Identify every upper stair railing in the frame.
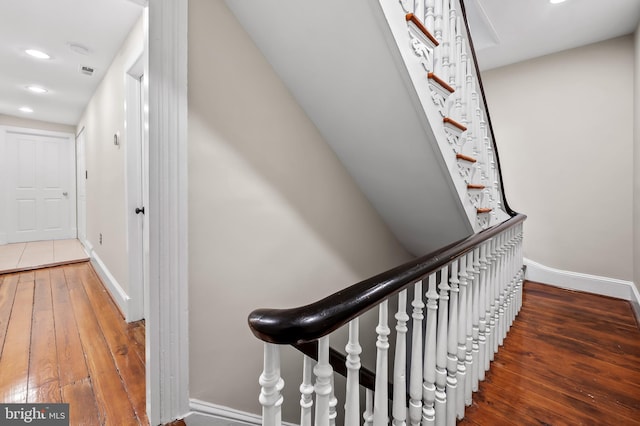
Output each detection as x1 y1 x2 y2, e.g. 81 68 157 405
248 0 526 424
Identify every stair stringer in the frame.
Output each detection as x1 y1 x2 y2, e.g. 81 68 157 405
226 0 481 255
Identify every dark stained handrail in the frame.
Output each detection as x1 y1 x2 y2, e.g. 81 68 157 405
248 213 525 345
458 0 517 217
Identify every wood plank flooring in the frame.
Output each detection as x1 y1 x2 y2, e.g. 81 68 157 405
460 281 640 425
0 262 147 425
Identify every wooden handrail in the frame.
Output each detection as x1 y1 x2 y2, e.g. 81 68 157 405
456 153 476 163
405 13 439 46
428 72 455 93
248 213 526 345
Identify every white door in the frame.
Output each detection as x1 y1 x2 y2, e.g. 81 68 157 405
76 129 87 245
5 129 76 243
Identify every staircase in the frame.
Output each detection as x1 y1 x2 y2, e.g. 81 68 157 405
231 0 527 424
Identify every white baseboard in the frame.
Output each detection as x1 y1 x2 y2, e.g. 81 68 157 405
88 246 130 319
524 258 638 302
185 399 297 426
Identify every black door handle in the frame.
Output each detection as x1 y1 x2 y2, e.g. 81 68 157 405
135 207 145 215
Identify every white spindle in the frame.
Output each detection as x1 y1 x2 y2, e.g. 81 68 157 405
446 260 459 426
314 336 333 426
441 0 450 83
464 252 474 406
364 390 374 426
345 319 361 426
374 301 390 426
422 273 439 425
433 0 443 76
471 248 481 392
409 281 425 426
300 356 314 426
393 290 409 426
425 0 435 37
477 243 488 380
486 238 497 363
448 2 458 89
435 266 449 425
455 256 468 420
259 343 283 426
496 233 506 349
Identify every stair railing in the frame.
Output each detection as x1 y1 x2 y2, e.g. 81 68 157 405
249 213 525 426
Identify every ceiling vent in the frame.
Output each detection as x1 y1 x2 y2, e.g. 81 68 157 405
80 65 95 76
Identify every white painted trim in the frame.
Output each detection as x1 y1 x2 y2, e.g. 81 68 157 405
524 258 636 301
88 246 131 318
185 399 297 426
147 0 189 424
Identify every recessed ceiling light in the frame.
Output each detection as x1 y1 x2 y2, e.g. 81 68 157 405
19 106 34 113
550 0 567 3
26 85 48 94
25 49 51 59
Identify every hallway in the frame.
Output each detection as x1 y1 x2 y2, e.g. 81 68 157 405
0 239 88 274
0 262 147 425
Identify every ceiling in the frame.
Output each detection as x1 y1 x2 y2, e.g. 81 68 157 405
1 0 639 126
0 0 143 126
466 0 640 70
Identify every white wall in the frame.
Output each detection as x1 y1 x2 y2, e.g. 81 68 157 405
483 36 634 281
76 15 144 301
0 114 75 134
635 26 640 291
188 0 413 418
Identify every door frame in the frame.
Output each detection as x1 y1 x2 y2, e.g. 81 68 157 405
1 126 76 244
76 127 87 246
125 52 147 322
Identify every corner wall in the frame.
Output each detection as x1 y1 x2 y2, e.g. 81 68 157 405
76 15 144 305
483 36 634 282
188 0 412 418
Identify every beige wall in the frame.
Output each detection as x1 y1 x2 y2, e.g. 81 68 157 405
0 114 75 134
635 26 640 291
188 0 412 416
76 16 144 297
484 36 634 281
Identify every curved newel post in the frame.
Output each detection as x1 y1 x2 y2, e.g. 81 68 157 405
314 336 333 426
435 265 450 425
259 343 283 426
393 290 409 426
423 273 439 425
409 280 425 426
345 319 361 426
446 260 459 426
300 356 314 426
374 300 390 426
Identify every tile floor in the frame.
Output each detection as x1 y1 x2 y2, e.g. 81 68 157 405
0 239 89 274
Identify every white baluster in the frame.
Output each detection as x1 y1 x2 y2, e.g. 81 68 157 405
448 2 458 89
496 233 506 350
300 356 314 426
456 256 468 420
374 301 390 426
433 0 443 76
259 343 283 426
446 260 459 426
409 281 425 426
422 273 439 425
486 238 497 363
464 252 474 406
435 266 450 426
471 248 481 392
477 243 488 381
314 336 333 426
393 290 409 426
425 0 434 31
329 375 337 426
441 0 450 83
345 319 362 426
364 390 374 426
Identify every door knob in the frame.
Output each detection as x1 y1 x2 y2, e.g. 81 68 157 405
135 207 145 215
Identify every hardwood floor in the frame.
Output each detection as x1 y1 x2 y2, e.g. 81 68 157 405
0 262 147 425
460 281 640 425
